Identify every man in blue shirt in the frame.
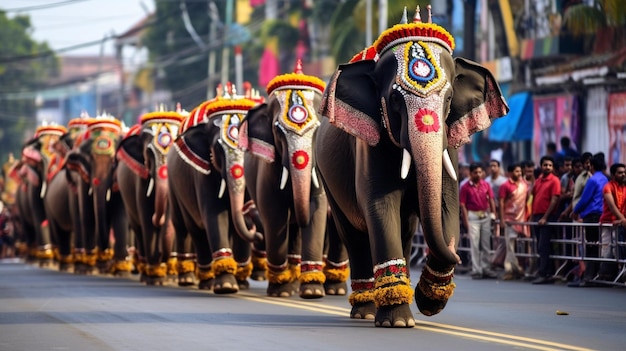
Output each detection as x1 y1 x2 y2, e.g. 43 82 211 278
570 153 609 287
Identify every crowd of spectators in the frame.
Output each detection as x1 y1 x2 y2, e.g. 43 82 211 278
458 136 625 286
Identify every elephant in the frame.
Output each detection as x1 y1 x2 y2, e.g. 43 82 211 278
43 118 90 271
16 124 67 265
65 116 131 275
239 62 329 299
168 89 262 292
315 9 509 327
116 110 185 284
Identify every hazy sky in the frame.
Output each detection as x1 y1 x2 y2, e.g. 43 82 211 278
2 0 154 56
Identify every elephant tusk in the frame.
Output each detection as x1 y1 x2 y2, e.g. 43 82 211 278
280 166 289 190
218 179 226 199
146 178 154 197
311 167 319 189
106 189 111 202
400 149 411 179
88 186 93 196
40 181 47 199
443 149 458 182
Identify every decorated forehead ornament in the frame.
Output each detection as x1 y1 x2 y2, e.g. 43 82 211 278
86 114 122 156
140 105 188 154
267 60 325 136
35 123 67 138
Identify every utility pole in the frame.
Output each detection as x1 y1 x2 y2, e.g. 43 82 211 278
95 33 107 115
208 2 218 99
378 0 387 35
366 0 372 46
220 0 234 89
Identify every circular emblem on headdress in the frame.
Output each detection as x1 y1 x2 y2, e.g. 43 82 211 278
289 105 308 124
157 132 172 148
227 124 239 142
409 57 435 82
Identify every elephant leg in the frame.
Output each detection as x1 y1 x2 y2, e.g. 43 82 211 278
204 211 238 294
325 193 376 319
298 192 327 299
108 193 131 277
169 197 196 286
231 231 252 290
264 207 298 298
244 202 266 281
323 216 349 296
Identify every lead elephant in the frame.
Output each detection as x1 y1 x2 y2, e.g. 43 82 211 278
116 110 185 284
315 8 509 327
168 88 262 292
239 62 329 299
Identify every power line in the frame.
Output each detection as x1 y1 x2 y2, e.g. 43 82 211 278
2 0 92 12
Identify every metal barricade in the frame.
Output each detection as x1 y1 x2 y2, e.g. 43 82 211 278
410 219 626 287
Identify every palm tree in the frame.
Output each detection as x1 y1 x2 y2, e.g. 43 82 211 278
563 0 626 36
328 0 430 64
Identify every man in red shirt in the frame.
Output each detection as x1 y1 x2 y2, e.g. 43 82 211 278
596 163 626 282
460 163 498 279
530 156 561 284
498 163 529 280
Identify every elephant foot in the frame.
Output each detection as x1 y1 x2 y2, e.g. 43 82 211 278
237 279 250 290
58 262 74 273
178 272 196 287
74 263 96 275
324 280 347 295
267 282 297 297
110 260 133 277
251 269 267 281
198 278 214 290
414 261 456 317
299 283 325 299
374 304 415 328
212 273 239 294
144 275 166 286
38 258 55 268
350 302 376 320
96 260 112 275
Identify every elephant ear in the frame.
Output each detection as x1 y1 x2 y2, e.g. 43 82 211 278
240 103 276 163
318 60 381 146
116 125 148 179
447 57 510 148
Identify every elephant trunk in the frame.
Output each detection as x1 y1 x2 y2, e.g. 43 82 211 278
229 183 258 243
152 165 168 227
409 127 459 266
289 164 311 227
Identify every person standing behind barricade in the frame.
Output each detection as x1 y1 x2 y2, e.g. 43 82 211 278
569 153 609 287
530 156 561 284
498 163 529 280
460 163 499 279
592 163 626 283
486 159 508 269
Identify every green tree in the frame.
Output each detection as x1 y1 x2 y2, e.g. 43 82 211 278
0 11 57 163
328 0 431 64
143 0 264 109
563 0 626 36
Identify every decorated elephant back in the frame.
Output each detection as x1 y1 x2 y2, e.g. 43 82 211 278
19 124 67 189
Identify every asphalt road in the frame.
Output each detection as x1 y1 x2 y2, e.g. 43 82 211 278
0 259 624 351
